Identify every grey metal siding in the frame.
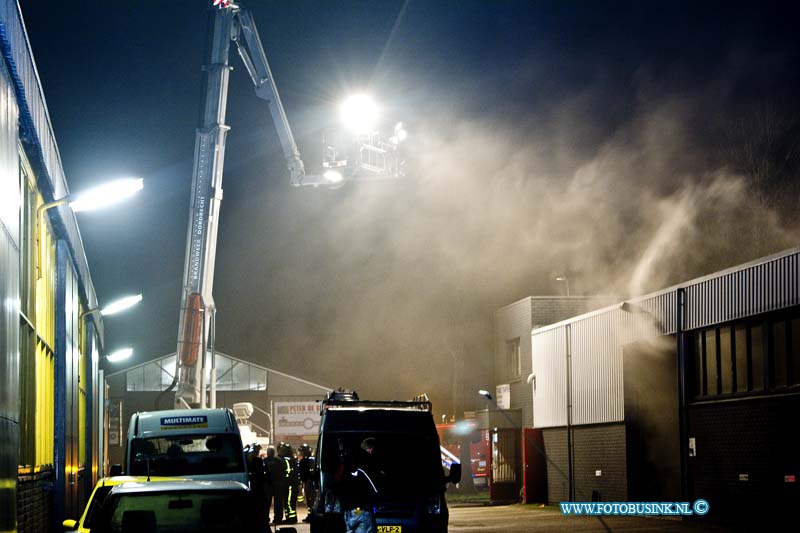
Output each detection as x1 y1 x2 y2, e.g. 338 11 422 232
685 252 800 330
569 292 675 426
532 249 800 429
497 297 614 428
0 1 103 343
0 39 19 423
64 258 80 518
0 46 19 533
570 313 624 426
532 327 567 428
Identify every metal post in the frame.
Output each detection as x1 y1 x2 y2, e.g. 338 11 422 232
209 306 217 409
676 288 689 500
53 240 68 531
199 307 207 409
98 369 105 477
565 323 574 501
83 328 94 502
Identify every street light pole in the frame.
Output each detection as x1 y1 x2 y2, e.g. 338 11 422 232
555 276 570 296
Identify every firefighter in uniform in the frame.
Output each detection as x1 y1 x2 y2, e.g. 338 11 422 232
298 444 317 522
279 443 300 524
264 446 286 525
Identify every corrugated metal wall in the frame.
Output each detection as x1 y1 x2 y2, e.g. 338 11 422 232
0 44 19 533
570 313 624 425
685 252 800 330
531 327 567 428
64 257 81 518
531 250 800 429
0 0 103 343
0 4 108 530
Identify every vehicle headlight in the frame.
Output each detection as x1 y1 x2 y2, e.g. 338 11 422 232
425 495 442 515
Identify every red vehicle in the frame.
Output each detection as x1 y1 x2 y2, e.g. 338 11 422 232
436 422 490 487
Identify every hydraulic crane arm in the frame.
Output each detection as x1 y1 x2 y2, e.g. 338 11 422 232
174 2 314 409
233 9 306 186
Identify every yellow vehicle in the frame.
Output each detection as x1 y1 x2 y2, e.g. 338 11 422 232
62 476 180 532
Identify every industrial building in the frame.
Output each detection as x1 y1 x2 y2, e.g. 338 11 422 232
530 248 799 521
104 351 331 468
489 296 612 501
1 3 107 532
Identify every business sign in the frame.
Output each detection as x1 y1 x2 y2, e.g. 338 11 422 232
496 384 511 410
108 400 123 446
160 415 208 430
274 401 321 437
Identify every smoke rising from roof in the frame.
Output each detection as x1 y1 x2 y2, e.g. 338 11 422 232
215 65 799 417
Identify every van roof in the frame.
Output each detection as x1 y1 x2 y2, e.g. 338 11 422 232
132 409 236 438
321 409 436 433
322 399 432 413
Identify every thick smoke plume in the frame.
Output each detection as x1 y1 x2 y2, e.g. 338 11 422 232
216 64 799 419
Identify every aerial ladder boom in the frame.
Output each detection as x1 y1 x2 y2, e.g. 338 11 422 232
174 2 319 409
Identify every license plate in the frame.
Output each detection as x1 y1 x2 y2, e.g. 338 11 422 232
377 527 402 533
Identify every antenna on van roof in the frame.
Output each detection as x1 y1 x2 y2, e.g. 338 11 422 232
135 452 152 482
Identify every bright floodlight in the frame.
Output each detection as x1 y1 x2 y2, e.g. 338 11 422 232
340 94 379 133
69 178 143 213
106 348 133 363
478 389 493 400
101 294 143 316
394 122 407 143
324 170 343 184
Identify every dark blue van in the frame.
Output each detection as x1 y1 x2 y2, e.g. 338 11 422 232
310 390 461 533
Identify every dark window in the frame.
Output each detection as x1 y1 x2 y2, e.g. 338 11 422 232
694 334 704 396
719 326 733 394
772 321 787 389
129 434 244 476
791 319 800 386
705 329 718 396
85 486 113 530
734 325 747 392
506 338 521 379
690 313 800 401
751 325 764 391
319 431 443 499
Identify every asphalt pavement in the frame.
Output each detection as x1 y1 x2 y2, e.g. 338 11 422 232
271 501 737 532
447 504 736 532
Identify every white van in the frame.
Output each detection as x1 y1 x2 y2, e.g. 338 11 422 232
125 408 248 485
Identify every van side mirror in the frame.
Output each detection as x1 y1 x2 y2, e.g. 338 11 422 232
109 464 122 476
448 463 462 484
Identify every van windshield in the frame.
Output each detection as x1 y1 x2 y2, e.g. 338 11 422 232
129 434 243 476
320 432 444 499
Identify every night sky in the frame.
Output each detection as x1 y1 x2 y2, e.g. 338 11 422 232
19 1 800 417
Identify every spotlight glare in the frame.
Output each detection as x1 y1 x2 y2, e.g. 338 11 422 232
106 348 133 363
340 94 379 133
324 170 343 184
